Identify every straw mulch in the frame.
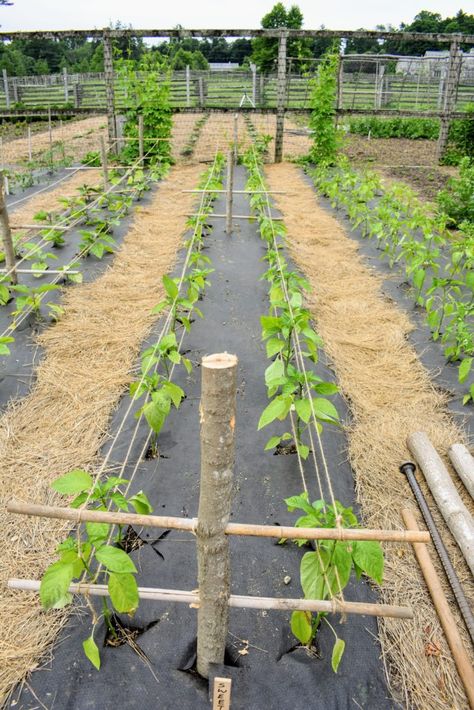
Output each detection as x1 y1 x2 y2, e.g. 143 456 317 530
9 169 102 226
0 164 203 705
2 115 107 166
266 163 474 710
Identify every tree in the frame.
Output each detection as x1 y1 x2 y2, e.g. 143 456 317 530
251 3 312 73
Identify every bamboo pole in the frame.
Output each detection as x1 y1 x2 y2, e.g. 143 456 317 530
181 189 291 195
197 352 238 678
233 113 238 161
402 509 474 709
448 444 474 499
100 135 109 189
7 579 413 619
27 125 32 162
185 213 284 221
407 431 474 575
7 501 430 543
225 150 234 235
138 114 144 167
0 172 17 285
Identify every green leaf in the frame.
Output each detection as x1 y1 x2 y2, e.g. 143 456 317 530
295 398 311 424
258 396 291 430
85 522 110 546
264 435 281 451
95 545 137 573
296 443 310 460
163 274 178 300
129 491 153 515
413 268 426 291
51 469 93 495
314 382 338 396
458 358 472 384
264 359 286 388
167 349 181 364
83 634 101 670
290 610 313 645
465 271 474 292
143 400 167 434
331 637 345 673
182 357 193 374
163 380 185 408
313 398 340 425
300 550 325 600
108 572 139 614
352 541 384 585
266 338 285 358
40 561 74 609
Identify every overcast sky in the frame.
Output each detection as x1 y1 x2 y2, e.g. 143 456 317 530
0 0 468 33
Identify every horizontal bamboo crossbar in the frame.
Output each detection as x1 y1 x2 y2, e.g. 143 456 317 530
0 268 80 274
10 224 73 231
182 189 292 195
7 501 431 543
8 579 413 619
185 213 284 221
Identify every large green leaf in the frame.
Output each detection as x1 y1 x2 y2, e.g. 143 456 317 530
290 610 313 644
352 541 384 585
52 469 93 495
300 550 326 600
40 561 74 609
257 396 291 430
108 572 139 613
163 274 178 300
313 398 340 425
331 637 345 673
96 545 137 574
83 635 101 670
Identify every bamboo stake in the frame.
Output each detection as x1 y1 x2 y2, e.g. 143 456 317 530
7 579 413 619
407 431 474 575
448 444 474 499
197 352 238 678
182 189 291 195
0 172 17 285
27 125 32 162
225 150 234 235
6 501 430 543
402 509 474 709
100 135 109 190
0 268 79 275
233 113 238 161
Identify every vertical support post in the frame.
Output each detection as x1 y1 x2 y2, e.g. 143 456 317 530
259 74 265 107
225 150 234 235
251 63 257 106
63 66 69 103
103 29 117 152
437 41 462 162
27 125 32 162
198 76 204 108
274 31 287 163
138 114 144 167
186 65 191 107
196 352 238 679
0 173 17 285
2 69 10 110
48 107 53 166
12 78 18 104
336 54 344 124
100 135 109 190
73 82 81 109
233 113 238 161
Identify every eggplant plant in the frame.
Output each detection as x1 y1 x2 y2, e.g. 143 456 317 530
40 468 153 670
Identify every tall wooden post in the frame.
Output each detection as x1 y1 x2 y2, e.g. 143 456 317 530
274 31 288 163
138 114 144 167
103 29 117 152
2 69 10 110
225 150 234 235
186 65 191 107
196 352 238 679
0 173 17 285
63 66 69 103
233 113 238 161
27 125 32 162
100 136 109 189
251 63 257 106
437 41 462 162
198 76 205 108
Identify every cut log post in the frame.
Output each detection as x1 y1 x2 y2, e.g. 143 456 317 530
225 150 234 235
185 65 191 107
233 113 238 161
274 31 288 163
2 69 10 110
103 29 117 152
448 444 474 500
196 352 238 679
402 509 474 709
0 172 17 285
27 125 32 162
407 431 474 575
63 66 69 103
138 114 144 167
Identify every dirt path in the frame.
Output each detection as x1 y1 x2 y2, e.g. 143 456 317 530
265 162 473 710
0 164 203 705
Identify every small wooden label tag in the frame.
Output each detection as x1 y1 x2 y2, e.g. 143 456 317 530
212 677 232 710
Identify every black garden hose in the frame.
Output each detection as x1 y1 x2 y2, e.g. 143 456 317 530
400 461 474 646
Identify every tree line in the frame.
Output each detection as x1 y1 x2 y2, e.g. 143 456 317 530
0 6 472 76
